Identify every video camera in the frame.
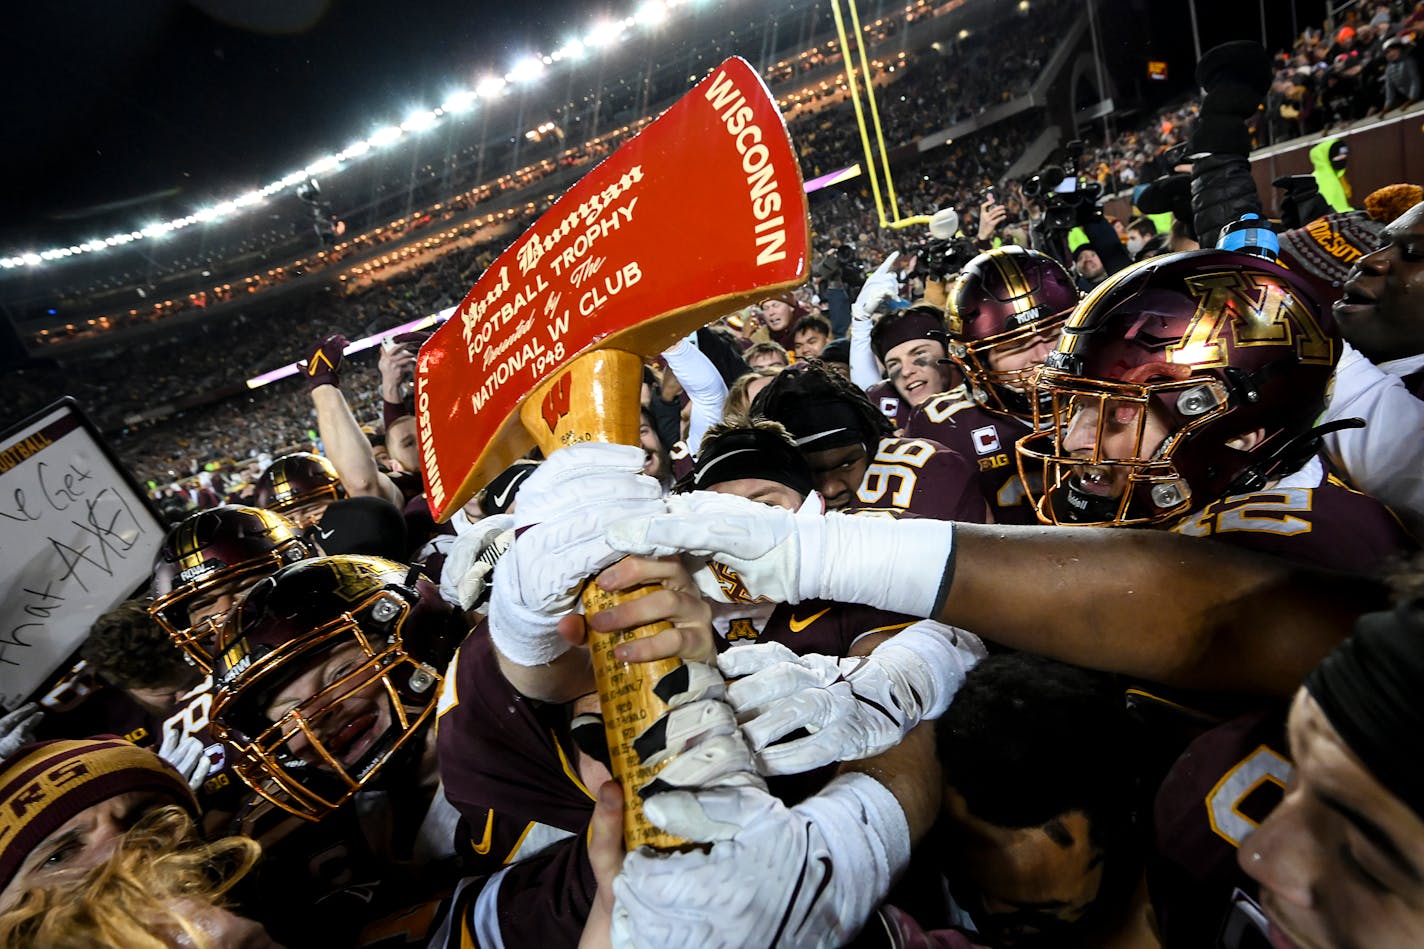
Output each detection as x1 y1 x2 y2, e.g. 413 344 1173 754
909 235 980 284
814 243 869 296
1021 140 1103 231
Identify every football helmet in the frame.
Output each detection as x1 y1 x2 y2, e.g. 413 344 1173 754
149 505 312 671
209 555 464 821
946 246 1081 419
1016 250 1339 527
253 452 347 527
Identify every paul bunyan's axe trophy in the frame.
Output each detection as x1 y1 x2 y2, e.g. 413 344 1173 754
417 57 810 848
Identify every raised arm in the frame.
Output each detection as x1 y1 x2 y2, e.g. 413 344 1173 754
302 335 403 507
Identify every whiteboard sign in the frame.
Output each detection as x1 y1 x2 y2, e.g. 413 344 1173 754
0 399 163 708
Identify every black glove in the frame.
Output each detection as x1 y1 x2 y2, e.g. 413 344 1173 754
1196 41 1272 115
1191 41 1271 156
301 334 348 391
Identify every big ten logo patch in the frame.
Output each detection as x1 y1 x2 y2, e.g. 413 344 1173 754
878 397 900 421
540 371 573 433
726 618 759 643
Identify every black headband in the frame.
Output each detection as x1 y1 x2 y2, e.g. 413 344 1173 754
871 307 947 362
1305 600 1424 822
765 397 871 452
694 428 814 498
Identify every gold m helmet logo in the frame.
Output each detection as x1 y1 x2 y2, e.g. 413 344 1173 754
1169 271 1333 368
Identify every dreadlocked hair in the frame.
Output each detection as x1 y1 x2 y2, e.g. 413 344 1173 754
750 360 894 444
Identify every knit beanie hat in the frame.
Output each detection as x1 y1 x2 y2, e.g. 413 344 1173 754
0 737 198 891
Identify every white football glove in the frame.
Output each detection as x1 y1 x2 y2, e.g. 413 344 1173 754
157 728 211 792
438 514 515 611
632 661 765 839
488 444 666 667
851 251 901 323
611 773 910 949
719 621 986 775
0 703 43 760
606 491 956 619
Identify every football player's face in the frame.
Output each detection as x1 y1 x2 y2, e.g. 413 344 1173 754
0 792 164 913
986 327 1062 392
941 790 1107 946
1058 395 1172 505
761 300 795 331
264 641 391 772
189 580 243 632
283 499 331 531
1334 202 1424 363
708 478 805 511
885 339 949 407
1241 690 1424 949
804 443 869 510
184 577 250 661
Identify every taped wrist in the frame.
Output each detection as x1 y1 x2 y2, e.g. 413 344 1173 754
871 620 984 724
791 772 911 940
486 561 573 667
805 514 956 617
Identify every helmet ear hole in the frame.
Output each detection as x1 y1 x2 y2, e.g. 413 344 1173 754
1224 428 1266 452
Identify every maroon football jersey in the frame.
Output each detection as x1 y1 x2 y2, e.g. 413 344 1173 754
866 380 913 431
435 623 599 945
669 438 696 483
704 562 918 656
904 390 1038 525
35 664 242 812
758 600 918 656
1171 458 1415 573
1149 709 1290 949
437 625 596 841
845 436 987 523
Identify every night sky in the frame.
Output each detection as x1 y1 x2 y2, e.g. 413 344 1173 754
1 0 590 244
2 0 1331 248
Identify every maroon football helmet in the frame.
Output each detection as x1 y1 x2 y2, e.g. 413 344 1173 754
209 555 464 821
946 246 1081 419
1016 250 1339 527
149 505 312 671
253 452 347 528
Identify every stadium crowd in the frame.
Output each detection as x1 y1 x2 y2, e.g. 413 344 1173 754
4 3 1424 947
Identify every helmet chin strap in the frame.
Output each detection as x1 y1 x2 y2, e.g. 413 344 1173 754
1222 417 1365 495
1055 476 1126 524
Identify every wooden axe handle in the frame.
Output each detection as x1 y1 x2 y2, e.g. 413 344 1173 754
519 348 688 851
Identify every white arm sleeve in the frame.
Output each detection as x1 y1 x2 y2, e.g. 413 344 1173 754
663 334 729 455
849 318 882 392
1320 342 1424 532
